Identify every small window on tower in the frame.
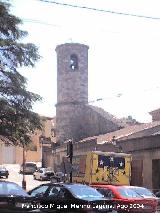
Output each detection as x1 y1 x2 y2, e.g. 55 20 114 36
70 54 78 70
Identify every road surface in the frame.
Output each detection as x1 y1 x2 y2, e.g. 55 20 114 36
3 163 50 191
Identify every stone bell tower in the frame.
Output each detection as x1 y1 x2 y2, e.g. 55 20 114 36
55 43 89 144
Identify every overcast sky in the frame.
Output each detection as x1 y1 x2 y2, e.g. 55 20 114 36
10 0 160 122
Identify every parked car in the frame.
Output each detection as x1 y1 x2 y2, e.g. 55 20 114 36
154 191 160 211
0 180 39 212
28 183 118 212
20 162 37 175
155 191 160 197
49 171 68 183
91 184 158 213
128 186 157 199
33 167 55 181
0 165 9 179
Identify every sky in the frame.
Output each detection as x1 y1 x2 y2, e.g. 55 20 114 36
9 0 160 123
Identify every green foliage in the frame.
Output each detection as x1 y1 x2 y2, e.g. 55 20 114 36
121 115 139 126
0 1 42 145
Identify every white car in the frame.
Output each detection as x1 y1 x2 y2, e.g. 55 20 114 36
33 167 55 181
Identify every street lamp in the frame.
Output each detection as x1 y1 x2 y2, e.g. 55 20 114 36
66 139 73 183
40 136 45 168
21 138 26 190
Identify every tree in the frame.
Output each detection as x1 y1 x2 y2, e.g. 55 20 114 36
0 1 42 145
122 115 140 126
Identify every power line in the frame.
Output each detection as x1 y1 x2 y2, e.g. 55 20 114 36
89 86 160 104
39 0 160 21
89 93 122 103
22 18 61 28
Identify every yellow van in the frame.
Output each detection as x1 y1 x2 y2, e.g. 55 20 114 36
72 151 132 185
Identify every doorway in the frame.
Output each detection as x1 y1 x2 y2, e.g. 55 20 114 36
152 159 160 192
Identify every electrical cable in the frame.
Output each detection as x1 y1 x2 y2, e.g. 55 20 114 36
39 0 160 21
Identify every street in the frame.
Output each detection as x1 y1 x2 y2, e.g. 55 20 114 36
3 163 50 191
1 164 160 213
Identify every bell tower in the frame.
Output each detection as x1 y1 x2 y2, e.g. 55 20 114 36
55 43 89 143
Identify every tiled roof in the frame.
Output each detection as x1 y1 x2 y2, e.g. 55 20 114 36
149 108 160 115
97 121 160 144
149 108 160 114
78 121 160 144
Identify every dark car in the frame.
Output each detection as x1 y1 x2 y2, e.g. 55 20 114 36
154 191 160 212
50 172 68 183
28 183 117 212
91 184 157 213
20 162 37 175
0 180 39 212
0 165 9 179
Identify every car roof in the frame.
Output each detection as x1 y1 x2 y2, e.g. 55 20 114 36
92 184 152 191
21 162 37 166
122 186 150 190
0 180 19 185
38 167 53 170
92 184 122 188
35 183 91 187
124 186 145 188
25 162 37 164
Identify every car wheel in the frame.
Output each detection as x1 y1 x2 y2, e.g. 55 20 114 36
33 175 36 180
6 175 8 179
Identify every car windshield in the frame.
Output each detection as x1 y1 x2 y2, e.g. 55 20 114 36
0 182 29 196
45 167 54 172
117 187 143 198
65 184 104 199
22 163 36 167
29 164 36 167
130 187 156 198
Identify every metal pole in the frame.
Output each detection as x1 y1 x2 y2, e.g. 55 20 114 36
69 140 73 183
41 139 43 168
22 143 26 190
40 136 44 168
70 152 72 183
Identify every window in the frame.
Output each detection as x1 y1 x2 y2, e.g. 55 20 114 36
48 186 60 197
66 185 103 199
0 182 28 196
131 187 156 198
96 188 114 199
30 185 49 197
70 54 78 70
48 187 69 199
117 187 142 198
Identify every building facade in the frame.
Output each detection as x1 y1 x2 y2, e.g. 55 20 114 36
0 116 55 165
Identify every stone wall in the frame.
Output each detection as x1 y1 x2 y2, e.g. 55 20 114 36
56 43 89 144
56 103 121 144
56 43 89 105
